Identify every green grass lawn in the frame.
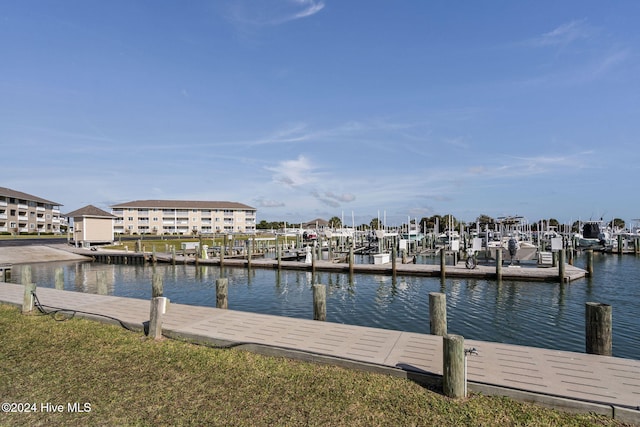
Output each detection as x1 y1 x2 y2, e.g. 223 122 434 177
0 304 631 426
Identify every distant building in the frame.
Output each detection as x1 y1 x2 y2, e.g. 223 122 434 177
110 200 257 235
302 218 330 230
0 186 63 234
65 205 116 247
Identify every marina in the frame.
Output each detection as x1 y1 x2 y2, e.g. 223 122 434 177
0 281 639 422
2 244 638 360
2 243 640 421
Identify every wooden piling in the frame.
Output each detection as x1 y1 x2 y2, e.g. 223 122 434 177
349 247 354 275
392 246 397 276
22 266 35 314
585 302 612 356
558 249 566 283
443 334 465 398
148 296 168 340
220 238 225 267
496 249 502 280
313 284 326 321
618 235 623 255
586 249 594 276
277 236 282 269
216 278 228 309
152 272 163 298
440 248 446 280
429 292 447 336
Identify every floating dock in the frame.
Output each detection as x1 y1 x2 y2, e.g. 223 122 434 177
79 248 588 282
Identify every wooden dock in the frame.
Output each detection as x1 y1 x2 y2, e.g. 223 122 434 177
0 282 638 422
80 248 588 282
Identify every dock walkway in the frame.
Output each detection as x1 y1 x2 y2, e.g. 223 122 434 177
83 248 587 282
0 282 638 422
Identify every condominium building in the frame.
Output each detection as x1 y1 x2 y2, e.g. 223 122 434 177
0 186 64 234
111 200 257 235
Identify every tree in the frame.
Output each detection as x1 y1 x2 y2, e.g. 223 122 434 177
369 218 381 230
441 214 459 231
571 221 581 233
256 220 284 231
328 216 342 229
609 218 625 230
474 214 495 225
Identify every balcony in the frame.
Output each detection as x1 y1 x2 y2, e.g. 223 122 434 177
36 206 45 212
17 204 28 210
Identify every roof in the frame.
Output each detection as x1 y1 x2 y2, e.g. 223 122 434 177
302 218 330 228
65 205 117 218
110 200 256 210
0 186 62 206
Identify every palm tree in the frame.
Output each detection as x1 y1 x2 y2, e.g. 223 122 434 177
328 216 342 229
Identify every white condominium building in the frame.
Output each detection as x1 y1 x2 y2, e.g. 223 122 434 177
0 186 63 234
111 200 257 235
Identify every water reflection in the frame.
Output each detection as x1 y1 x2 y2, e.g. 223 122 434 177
9 253 640 360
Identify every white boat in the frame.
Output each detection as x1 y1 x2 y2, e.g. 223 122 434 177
577 221 611 248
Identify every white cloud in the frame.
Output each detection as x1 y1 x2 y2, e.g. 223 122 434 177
266 155 316 187
311 190 356 208
251 122 312 145
226 0 325 27
254 198 286 208
531 19 590 47
290 0 325 20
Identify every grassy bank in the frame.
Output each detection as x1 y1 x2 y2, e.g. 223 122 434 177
0 304 631 426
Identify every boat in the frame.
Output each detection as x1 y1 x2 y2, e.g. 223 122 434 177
576 221 612 248
481 216 538 262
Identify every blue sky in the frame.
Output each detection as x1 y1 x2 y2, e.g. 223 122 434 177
1 1 638 227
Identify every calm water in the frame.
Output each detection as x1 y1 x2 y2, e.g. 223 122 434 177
12 252 640 360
